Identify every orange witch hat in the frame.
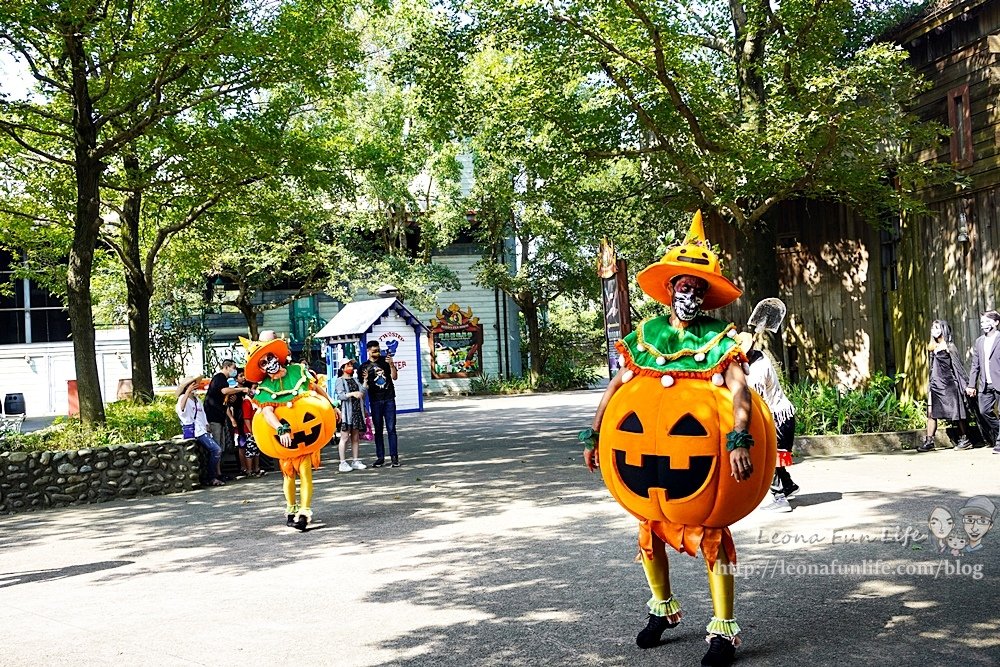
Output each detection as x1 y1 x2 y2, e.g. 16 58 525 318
636 210 742 310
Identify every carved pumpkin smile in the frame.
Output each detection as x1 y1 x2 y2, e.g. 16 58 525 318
612 450 715 501
271 413 323 450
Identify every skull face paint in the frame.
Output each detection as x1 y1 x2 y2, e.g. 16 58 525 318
671 275 709 322
259 353 282 377
981 315 999 335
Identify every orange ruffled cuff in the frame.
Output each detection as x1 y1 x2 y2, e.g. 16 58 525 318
639 519 737 570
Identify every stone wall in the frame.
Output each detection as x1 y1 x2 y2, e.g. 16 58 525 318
0 438 202 514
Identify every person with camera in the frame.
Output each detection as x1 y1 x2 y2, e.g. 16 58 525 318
360 340 400 467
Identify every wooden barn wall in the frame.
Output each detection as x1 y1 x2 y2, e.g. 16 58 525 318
906 3 1000 201
889 1 1000 398
708 200 886 388
892 188 1000 399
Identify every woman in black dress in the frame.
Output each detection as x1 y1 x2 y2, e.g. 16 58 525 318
918 319 971 452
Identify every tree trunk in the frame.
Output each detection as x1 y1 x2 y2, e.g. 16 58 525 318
67 28 106 423
122 155 155 403
68 159 106 423
239 302 259 339
521 296 543 381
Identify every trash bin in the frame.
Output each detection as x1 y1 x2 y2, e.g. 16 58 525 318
4 393 26 416
67 380 79 418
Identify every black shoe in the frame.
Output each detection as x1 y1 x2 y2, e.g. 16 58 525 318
636 613 678 649
701 634 736 667
371 459 385 468
783 483 800 499
917 438 935 452
295 515 308 531
955 438 974 451
390 458 400 468
286 514 296 527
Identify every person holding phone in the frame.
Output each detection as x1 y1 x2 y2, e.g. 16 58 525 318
361 340 400 467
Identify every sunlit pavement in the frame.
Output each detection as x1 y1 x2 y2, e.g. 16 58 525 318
1 391 999 666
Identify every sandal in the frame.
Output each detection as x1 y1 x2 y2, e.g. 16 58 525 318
208 478 225 487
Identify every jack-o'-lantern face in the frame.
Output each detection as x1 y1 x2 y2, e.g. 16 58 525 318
599 376 776 528
251 392 336 460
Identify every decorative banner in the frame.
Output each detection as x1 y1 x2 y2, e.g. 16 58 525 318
598 240 632 379
429 303 484 379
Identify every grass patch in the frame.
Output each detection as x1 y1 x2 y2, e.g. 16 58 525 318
788 372 925 436
0 396 182 453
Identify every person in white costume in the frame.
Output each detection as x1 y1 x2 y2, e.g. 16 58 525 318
737 333 798 513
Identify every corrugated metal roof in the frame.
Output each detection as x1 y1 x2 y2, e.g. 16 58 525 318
315 298 428 340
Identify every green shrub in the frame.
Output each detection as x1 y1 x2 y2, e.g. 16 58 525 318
536 362 601 391
469 374 536 395
787 372 925 436
0 396 182 453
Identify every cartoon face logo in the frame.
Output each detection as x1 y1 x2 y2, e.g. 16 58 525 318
959 496 996 549
928 507 954 551
946 530 968 555
385 340 399 356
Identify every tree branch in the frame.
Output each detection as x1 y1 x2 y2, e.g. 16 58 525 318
0 124 74 165
599 61 720 205
0 207 63 226
621 0 721 152
0 33 71 93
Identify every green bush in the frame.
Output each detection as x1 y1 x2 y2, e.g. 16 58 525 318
468 374 535 395
0 396 182 453
787 372 925 436
536 362 601 391
468 365 599 395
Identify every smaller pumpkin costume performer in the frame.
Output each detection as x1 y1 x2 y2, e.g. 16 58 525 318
581 212 776 667
242 334 337 531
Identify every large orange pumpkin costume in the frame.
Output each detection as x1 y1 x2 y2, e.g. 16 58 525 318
587 212 776 664
242 334 336 530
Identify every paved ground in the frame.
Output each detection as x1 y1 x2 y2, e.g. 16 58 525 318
1 391 999 666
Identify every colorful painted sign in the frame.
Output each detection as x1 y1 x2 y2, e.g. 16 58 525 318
429 304 483 378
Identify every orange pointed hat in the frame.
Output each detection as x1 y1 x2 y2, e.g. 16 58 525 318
636 210 742 310
241 334 291 383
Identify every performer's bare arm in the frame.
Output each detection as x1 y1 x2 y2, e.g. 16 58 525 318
585 367 626 472
725 360 753 482
263 405 291 447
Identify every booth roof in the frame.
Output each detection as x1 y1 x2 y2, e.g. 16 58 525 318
315 297 429 341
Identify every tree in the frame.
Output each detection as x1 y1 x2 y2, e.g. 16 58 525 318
396 19 669 378
0 0 357 422
461 0 944 309
97 85 358 400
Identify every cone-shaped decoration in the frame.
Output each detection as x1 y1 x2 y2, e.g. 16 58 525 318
636 210 742 310
683 209 706 246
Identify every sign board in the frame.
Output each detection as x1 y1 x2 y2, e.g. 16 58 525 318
597 240 632 379
428 304 484 379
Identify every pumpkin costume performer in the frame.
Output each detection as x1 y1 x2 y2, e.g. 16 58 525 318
582 212 776 667
242 334 337 531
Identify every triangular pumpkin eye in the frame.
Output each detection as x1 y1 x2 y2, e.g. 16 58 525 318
618 412 644 433
669 414 707 436
303 412 316 422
